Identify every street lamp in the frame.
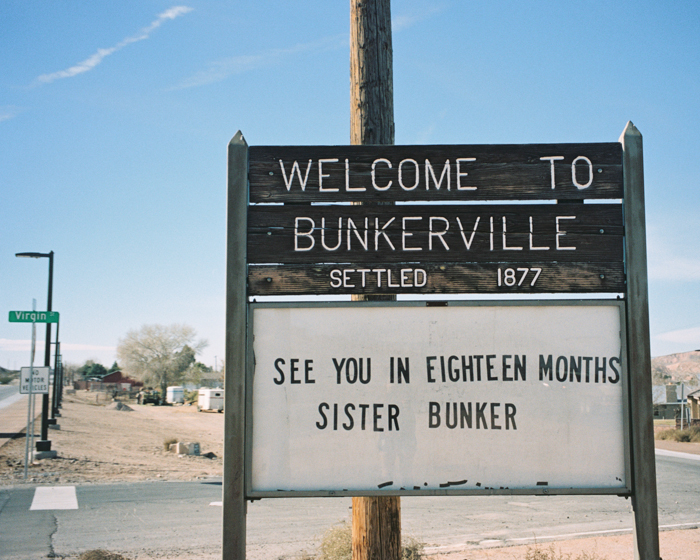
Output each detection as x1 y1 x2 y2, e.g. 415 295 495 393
16 251 55 453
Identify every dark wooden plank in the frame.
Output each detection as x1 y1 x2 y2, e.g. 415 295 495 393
248 261 624 295
249 143 622 202
247 203 623 265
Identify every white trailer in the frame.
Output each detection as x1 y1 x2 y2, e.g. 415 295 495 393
198 388 224 412
166 386 185 404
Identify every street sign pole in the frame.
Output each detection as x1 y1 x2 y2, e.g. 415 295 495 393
50 321 60 421
39 252 54 451
23 300 37 480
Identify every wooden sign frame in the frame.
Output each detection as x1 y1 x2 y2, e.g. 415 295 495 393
224 124 660 559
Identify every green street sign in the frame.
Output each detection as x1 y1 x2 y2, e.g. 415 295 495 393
8 311 59 323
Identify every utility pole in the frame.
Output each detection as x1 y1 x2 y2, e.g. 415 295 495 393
350 1 401 559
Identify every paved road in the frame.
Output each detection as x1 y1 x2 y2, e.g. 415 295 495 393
0 385 21 408
1 453 699 559
0 386 33 450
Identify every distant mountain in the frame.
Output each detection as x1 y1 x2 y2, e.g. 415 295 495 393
652 350 700 385
0 366 19 384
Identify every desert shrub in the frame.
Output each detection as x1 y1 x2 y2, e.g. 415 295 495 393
163 436 178 451
316 521 424 560
525 544 607 560
184 389 198 403
78 550 130 560
318 522 352 560
656 426 700 442
401 535 425 560
656 428 677 440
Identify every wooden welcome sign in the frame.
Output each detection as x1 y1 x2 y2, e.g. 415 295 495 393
247 143 624 295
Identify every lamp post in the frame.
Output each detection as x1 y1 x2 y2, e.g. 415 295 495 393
16 251 55 453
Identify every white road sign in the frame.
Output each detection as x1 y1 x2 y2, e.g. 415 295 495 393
20 367 50 394
249 301 628 495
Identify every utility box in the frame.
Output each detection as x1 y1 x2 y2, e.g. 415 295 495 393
198 388 224 412
170 441 200 455
166 386 185 404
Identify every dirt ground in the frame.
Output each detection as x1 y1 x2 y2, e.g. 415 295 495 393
0 390 224 484
1 391 698 559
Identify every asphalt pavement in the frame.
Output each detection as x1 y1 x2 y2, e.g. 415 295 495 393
0 386 32 449
1 453 699 560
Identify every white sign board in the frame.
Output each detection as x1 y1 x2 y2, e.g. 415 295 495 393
20 367 50 394
249 301 628 495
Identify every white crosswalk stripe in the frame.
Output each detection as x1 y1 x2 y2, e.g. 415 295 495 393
655 448 700 462
30 486 78 510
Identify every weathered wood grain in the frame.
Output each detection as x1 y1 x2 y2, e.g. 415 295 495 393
249 143 622 202
351 1 401 558
352 496 401 560
621 122 660 560
248 261 624 295
224 132 248 560
247 203 623 264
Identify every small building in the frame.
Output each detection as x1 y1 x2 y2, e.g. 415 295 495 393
653 384 681 420
687 389 700 427
74 370 143 393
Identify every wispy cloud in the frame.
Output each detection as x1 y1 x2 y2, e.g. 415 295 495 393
169 34 347 90
392 4 446 32
415 108 448 143
168 4 444 92
647 224 700 281
0 106 21 123
34 6 193 85
648 254 700 281
656 326 700 347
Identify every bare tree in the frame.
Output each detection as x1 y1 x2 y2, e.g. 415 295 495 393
117 324 208 396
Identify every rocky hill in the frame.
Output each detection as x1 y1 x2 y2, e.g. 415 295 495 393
652 350 700 386
0 366 19 384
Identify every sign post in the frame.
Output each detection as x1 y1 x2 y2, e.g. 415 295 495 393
621 122 659 560
223 131 249 560
23 300 39 479
349 1 400 556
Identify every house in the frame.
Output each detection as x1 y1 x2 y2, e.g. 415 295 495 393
74 370 143 393
653 384 682 420
687 389 700 427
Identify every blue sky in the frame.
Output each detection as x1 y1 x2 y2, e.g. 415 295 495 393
1 0 699 370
